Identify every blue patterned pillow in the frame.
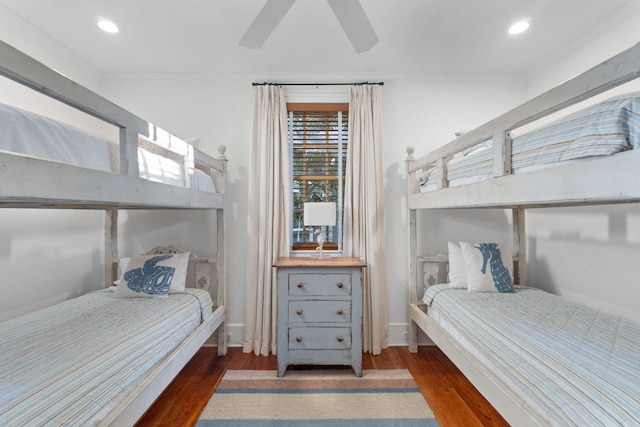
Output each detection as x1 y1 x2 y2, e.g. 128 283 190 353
114 252 189 298
459 241 514 293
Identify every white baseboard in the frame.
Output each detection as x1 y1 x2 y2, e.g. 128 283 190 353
212 323 433 348
388 322 408 346
225 323 245 347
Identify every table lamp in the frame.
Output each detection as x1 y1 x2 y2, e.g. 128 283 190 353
303 202 336 259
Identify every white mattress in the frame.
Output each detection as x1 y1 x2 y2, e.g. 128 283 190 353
0 102 216 193
136 145 216 192
0 102 113 172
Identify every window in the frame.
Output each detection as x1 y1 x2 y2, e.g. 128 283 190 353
288 103 348 251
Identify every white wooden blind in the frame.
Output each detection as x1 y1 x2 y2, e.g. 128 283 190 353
288 104 348 250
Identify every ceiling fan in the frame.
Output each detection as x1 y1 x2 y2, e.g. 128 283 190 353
239 0 379 54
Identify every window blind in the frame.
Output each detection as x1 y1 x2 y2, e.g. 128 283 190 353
288 104 348 250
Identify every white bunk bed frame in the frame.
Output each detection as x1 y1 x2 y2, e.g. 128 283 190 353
0 40 228 426
406 42 640 426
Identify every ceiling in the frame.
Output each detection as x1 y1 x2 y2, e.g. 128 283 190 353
0 0 635 76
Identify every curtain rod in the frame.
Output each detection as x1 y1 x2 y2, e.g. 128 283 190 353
251 81 384 87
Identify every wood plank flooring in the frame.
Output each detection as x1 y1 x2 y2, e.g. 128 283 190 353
135 345 510 427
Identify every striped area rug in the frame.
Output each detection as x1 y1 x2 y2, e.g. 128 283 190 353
196 369 439 427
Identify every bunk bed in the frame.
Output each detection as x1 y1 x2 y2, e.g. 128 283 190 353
0 40 228 426
406 42 640 427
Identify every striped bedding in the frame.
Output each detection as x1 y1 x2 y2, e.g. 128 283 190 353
0 288 213 426
419 92 640 190
423 284 640 426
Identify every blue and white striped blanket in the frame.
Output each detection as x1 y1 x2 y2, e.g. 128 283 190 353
0 288 212 426
420 92 640 188
423 284 640 426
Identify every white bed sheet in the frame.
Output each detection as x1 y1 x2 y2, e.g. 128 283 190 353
0 102 113 172
0 102 216 193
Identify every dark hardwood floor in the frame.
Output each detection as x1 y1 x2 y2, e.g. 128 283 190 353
135 345 510 427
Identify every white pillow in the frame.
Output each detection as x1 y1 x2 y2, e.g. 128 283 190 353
447 241 467 289
114 252 190 297
459 242 514 293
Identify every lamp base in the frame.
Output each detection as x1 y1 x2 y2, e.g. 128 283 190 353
310 231 330 259
310 244 331 259
309 252 331 260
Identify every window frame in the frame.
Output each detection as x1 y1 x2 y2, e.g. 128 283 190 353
288 102 348 252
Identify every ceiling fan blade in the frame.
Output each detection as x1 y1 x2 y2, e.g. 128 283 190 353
239 0 296 49
326 0 378 54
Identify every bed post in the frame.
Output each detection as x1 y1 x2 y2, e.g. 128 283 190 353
512 207 526 286
119 127 140 177
435 157 449 189
216 146 228 356
105 208 118 287
493 131 512 177
406 146 420 353
408 209 419 352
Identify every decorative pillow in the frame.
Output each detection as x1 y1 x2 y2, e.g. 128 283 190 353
447 241 467 289
459 242 514 293
114 252 190 297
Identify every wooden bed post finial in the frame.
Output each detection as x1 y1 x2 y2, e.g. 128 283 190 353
406 146 415 161
217 145 227 160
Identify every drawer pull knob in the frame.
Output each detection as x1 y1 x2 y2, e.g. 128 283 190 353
296 336 303 342
337 336 344 342
297 282 304 288
296 308 303 315
337 282 343 288
337 308 344 315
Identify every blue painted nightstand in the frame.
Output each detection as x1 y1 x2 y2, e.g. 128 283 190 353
275 257 365 377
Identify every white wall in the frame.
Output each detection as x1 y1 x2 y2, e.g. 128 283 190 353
97 72 526 346
522 2 640 323
0 10 111 323
0 11 533 343
381 75 526 342
3 2 639 342
527 2 640 99
0 5 102 93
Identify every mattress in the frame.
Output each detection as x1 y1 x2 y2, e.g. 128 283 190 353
137 145 217 192
419 92 640 191
0 288 213 426
0 102 113 172
423 284 640 426
0 102 216 193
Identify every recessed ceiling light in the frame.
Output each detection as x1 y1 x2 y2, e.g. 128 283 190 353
508 19 530 35
97 19 119 34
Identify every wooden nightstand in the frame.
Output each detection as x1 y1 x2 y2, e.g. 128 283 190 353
275 257 365 377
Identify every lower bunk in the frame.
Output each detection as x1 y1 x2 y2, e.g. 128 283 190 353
410 284 640 427
0 286 225 426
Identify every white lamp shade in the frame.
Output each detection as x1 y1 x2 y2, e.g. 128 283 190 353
303 202 337 226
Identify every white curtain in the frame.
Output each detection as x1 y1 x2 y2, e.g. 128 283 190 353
243 85 291 356
342 84 389 355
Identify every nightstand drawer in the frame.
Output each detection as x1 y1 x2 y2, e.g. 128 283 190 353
288 273 352 296
289 327 351 350
288 300 351 323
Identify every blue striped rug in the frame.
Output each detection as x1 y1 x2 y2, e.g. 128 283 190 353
196 369 439 427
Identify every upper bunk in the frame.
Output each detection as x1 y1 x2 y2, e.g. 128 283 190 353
0 40 226 210
406 42 640 210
